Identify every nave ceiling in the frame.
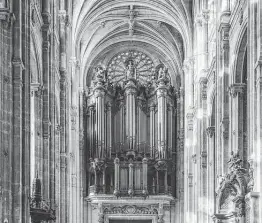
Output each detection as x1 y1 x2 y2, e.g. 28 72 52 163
71 0 193 89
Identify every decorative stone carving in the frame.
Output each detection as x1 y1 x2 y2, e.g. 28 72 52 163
215 151 254 219
103 205 158 215
90 159 106 173
30 175 56 221
154 160 167 171
93 66 107 82
155 63 170 84
107 50 155 86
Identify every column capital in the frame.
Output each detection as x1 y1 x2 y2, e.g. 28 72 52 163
206 126 215 138
228 83 246 98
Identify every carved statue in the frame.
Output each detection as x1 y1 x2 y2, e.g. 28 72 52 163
228 151 244 172
155 63 169 81
94 66 106 81
158 67 166 79
126 59 136 79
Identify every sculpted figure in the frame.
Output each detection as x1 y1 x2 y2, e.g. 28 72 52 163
158 67 165 79
94 66 106 81
126 60 136 79
155 64 169 81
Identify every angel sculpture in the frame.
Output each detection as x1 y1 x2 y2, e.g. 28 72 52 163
126 60 136 79
94 66 106 81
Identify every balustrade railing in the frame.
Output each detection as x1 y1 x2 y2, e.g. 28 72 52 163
89 185 172 196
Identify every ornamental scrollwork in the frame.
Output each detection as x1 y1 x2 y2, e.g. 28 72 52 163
103 205 158 215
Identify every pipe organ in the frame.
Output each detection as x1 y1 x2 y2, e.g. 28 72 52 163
86 51 177 197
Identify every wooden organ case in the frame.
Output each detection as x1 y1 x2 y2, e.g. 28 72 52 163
85 51 178 199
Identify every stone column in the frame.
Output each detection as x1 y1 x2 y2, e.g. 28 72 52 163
228 83 246 156
60 78 68 223
206 126 215 222
157 81 168 159
200 77 208 223
186 112 194 219
11 0 24 221
125 81 137 150
113 158 120 196
94 84 105 159
220 0 230 16
30 84 42 185
246 4 257 211
255 62 262 214
42 0 51 205
218 23 230 176
177 88 185 223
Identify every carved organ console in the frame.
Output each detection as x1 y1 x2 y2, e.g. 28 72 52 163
86 51 177 197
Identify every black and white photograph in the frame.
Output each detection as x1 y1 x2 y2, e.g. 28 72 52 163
0 0 261 222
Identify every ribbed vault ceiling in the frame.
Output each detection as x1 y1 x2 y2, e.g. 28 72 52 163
72 0 193 88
